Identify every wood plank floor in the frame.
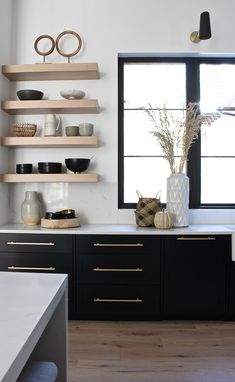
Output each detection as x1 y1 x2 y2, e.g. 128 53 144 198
68 320 235 382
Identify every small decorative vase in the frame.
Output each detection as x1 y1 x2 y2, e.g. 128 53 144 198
166 173 189 227
21 191 41 225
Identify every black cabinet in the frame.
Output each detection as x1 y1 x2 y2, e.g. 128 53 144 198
0 233 75 318
163 235 230 319
76 235 162 320
0 231 232 321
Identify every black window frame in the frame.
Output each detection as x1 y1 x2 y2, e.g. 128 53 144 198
118 55 235 210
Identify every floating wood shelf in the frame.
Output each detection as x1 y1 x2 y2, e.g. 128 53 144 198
1 99 99 115
1 136 98 148
2 63 99 81
0 173 98 183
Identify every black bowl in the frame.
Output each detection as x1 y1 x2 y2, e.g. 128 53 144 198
38 162 62 174
45 209 75 220
16 163 32 174
65 158 90 174
17 89 44 100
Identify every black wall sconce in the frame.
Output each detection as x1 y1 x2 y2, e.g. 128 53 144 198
190 11 212 43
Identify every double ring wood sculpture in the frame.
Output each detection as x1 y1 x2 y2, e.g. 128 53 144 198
34 31 82 63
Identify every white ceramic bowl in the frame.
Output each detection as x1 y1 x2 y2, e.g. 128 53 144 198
60 89 85 100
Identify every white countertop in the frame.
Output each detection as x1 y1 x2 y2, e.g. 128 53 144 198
0 272 67 382
0 223 234 234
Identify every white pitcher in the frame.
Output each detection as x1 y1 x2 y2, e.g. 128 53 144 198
44 114 60 136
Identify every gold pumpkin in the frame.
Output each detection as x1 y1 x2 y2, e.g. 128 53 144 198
154 209 173 229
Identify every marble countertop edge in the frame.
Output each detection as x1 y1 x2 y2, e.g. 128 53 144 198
0 223 234 234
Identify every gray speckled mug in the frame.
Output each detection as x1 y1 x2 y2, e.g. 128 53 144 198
65 126 79 136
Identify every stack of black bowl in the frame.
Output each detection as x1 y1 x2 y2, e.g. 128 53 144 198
38 162 62 174
45 209 75 220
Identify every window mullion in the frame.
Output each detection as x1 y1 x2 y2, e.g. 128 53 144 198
186 60 201 208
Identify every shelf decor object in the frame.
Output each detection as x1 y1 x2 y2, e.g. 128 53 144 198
55 30 82 63
34 34 56 63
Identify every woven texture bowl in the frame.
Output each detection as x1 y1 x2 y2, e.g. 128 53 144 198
11 123 37 137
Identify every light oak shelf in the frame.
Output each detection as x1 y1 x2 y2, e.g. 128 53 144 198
0 173 98 183
1 136 98 148
1 99 99 115
2 63 99 81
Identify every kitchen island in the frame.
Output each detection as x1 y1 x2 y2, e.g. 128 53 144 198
0 272 68 382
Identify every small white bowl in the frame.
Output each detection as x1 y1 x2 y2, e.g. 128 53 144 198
60 89 85 100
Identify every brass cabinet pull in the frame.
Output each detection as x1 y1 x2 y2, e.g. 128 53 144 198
93 267 143 272
7 241 55 246
93 298 143 303
8 266 56 271
93 243 144 247
177 237 216 241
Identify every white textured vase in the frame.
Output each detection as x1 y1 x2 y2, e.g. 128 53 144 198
166 173 189 227
21 191 41 225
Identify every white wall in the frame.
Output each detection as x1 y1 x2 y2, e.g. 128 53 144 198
6 0 235 224
0 0 13 225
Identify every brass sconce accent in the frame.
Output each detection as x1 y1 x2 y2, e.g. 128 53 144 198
190 11 212 43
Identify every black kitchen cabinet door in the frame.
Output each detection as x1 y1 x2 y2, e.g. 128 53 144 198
163 235 230 319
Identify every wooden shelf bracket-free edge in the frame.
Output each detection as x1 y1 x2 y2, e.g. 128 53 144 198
2 63 100 81
1 136 98 148
1 99 99 115
0 173 98 183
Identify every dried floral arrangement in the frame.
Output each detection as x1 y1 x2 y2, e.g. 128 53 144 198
143 103 218 174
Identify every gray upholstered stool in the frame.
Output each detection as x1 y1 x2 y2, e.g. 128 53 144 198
17 361 58 382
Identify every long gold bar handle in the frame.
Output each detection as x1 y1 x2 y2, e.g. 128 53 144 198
93 267 143 272
93 243 144 247
8 266 56 271
177 237 216 241
93 298 143 303
7 241 55 246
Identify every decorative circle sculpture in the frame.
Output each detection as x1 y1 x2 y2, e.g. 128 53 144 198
55 30 82 63
34 34 55 63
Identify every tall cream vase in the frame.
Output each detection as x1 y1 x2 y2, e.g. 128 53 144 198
21 191 41 225
166 173 189 227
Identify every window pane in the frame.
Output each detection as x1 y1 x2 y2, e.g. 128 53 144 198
201 158 235 204
201 115 235 156
124 110 162 156
200 64 235 111
124 157 171 204
124 63 186 109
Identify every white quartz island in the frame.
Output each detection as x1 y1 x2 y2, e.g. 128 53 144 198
0 272 68 382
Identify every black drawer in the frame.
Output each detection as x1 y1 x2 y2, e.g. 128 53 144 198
78 253 160 284
77 235 161 255
0 251 73 273
77 284 161 320
0 234 73 253
0 251 75 318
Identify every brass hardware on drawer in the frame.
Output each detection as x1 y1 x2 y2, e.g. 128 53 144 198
93 243 144 247
93 267 143 272
93 298 143 303
177 237 216 241
6 241 55 246
8 266 56 271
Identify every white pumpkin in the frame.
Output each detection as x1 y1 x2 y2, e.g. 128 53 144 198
154 209 173 229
